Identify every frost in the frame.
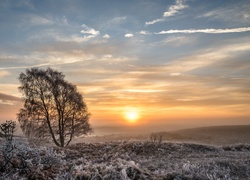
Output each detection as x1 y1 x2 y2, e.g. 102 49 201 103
1 139 250 179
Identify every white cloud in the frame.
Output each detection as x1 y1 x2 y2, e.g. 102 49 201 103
81 24 100 38
145 18 165 25
163 0 188 17
54 34 96 43
138 31 151 35
103 34 110 39
146 0 188 25
125 33 134 38
156 27 250 34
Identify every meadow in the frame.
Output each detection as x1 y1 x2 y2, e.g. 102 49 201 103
1 125 250 179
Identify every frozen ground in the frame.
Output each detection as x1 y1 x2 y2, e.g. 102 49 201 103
1 125 250 179
62 141 250 179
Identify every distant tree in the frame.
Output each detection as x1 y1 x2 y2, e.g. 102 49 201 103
150 132 164 144
17 68 92 147
0 120 16 142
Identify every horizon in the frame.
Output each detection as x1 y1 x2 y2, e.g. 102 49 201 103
0 0 250 134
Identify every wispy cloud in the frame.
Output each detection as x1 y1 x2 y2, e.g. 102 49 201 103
0 84 20 97
0 93 20 102
138 31 151 35
156 27 250 34
0 52 92 70
153 35 194 47
163 0 188 17
104 16 127 28
163 39 250 73
200 3 250 24
103 34 110 39
29 15 53 25
145 19 165 25
125 33 134 38
81 24 100 38
111 16 126 24
146 0 188 25
0 70 10 77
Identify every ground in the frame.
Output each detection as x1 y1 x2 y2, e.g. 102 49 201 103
1 125 250 179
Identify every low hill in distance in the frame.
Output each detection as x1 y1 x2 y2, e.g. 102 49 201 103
162 125 250 145
75 125 250 146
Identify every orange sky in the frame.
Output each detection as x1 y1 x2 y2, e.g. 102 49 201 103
0 0 250 132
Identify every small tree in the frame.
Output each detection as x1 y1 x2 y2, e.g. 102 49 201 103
0 120 16 142
17 67 92 147
150 132 164 144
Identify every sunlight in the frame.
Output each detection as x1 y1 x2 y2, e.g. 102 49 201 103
124 108 140 123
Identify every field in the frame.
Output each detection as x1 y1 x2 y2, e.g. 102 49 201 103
78 125 250 145
1 125 250 179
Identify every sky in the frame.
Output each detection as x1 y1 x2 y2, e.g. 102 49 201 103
0 0 250 132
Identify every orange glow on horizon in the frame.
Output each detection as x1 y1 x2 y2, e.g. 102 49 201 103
123 108 140 124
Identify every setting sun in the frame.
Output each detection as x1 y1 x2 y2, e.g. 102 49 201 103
124 109 140 123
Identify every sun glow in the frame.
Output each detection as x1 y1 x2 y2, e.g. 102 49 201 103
124 108 140 123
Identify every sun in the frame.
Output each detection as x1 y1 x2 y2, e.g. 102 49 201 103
124 109 140 123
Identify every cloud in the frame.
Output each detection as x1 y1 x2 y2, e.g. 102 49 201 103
0 70 10 77
103 34 110 39
138 31 151 35
0 36 131 71
0 0 35 10
146 0 188 25
163 0 188 17
170 72 181 76
200 2 250 24
81 24 100 38
29 15 53 25
0 92 22 122
74 62 250 116
153 35 194 47
125 33 134 38
0 84 20 97
145 18 165 25
111 16 127 24
0 50 93 70
165 39 250 73
156 27 250 34
103 16 127 28
0 93 20 103
68 34 96 42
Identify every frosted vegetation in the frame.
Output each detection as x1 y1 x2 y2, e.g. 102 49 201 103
1 136 250 179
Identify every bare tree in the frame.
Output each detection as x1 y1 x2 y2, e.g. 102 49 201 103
150 132 164 144
17 68 92 147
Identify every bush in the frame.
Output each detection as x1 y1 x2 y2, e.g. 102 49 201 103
0 137 65 179
150 132 164 143
0 120 16 142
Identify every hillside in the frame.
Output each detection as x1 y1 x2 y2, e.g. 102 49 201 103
162 125 250 145
75 125 250 146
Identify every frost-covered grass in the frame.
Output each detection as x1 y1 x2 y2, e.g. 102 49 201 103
1 138 250 179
